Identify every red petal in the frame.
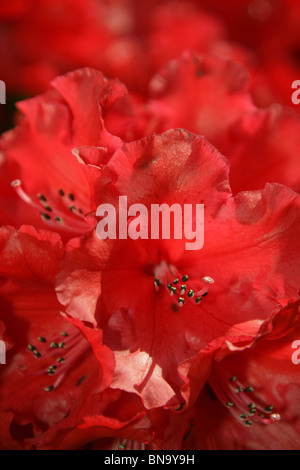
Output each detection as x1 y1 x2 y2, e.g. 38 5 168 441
0 226 115 447
0 68 127 236
148 52 254 145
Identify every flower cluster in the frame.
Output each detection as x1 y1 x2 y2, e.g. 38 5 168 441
0 0 299 450
1 0 300 109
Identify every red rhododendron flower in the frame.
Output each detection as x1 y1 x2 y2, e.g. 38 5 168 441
3 56 300 222
0 60 300 449
147 52 255 148
1 0 300 451
0 0 135 95
146 51 300 193
0 226 161 450
0 68 128 233
0 227 113 440
2 0 300 114
181 299 300 450
54 130 300 448
146 300 300 450
0 0 224 97
198 0 300 108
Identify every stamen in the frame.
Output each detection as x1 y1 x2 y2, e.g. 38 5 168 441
119 440 126 449
38 337 47 343
76 376 86 387
22 326 90 393
209 368 281 427
47 365 57 375
58 187 84 217
154 278 160 291
11 180 42 210
264 405 274 413
11 180 88 232
112 438 147 451
170 287 177 296
41 212 51 221
180 285 187 294
153 261 214 310
37 194 47 202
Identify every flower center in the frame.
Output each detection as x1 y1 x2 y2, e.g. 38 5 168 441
21 324 90 393
209 367 281 427
153 260 214 309
11 180 88 232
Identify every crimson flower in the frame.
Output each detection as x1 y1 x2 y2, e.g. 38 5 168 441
146 51 300 194
0 0 223 98
4 56 298 218
2 0 300 115
0 60 300 449
0 0 138 95
0 226 161 450
181 299 300 450
0 68 128 235
54 129 300 448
